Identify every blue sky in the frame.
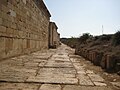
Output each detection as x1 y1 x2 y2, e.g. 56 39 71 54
44 0 120 38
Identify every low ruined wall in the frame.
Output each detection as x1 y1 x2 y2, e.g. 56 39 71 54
75 48 120 72
0 0 50 60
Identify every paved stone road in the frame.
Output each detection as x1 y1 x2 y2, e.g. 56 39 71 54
0 44 114 90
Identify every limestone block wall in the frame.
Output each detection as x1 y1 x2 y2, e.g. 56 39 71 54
0 0 51 60
49 22 60 48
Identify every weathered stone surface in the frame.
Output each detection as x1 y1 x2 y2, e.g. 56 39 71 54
0 18 2 25
33 55 51 60
26 76 78 84
73 63 85 70
26 67 77 84
63 85 112 90
52 54 69 59
0 83 39 90
39 84 61 90
110 82 120 89
45 61 73 68
22 0 26 4
32 59 47 63
77 74 94 86
9 10 16 17
0 44 115 90
88 74 104 82
77 71 86 74
70 58 81 63
93 82 107 86
69 55 82 58
0 0 51 60
37 68 76 75
24 62 39 67
86 70 94 74
49 22 60 48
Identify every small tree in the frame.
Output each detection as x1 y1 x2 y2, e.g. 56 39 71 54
79 33 91 44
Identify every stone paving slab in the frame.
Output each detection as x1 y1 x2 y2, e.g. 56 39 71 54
73 63 85 72
37 68 76 75
110 82 120 89
63 85 112 90
26 76 78 84
0 44 115 90
93 82 107 86
32 59 47 63
77 71 86 74
33 55 51 60
52 58 70 62
52 55 69 59
69 55 82 58
86 70 94 74
0 68 28 82
24 62 39 67
70 58 81 63
0 59 24 67
88 74 105 82
37 68 76 78
45 61 73 68
39 84 61 90
77 74 94 86
0 75 27 82
0 83 40 90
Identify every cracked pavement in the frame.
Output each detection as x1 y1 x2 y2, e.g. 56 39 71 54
0 44 118 90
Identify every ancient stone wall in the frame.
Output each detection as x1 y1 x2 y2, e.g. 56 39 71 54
49 22 60 48
0 0 51 60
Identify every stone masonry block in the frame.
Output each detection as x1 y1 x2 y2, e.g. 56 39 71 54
0 37 6 60
0 0 51 59
0 25 6 33
5 38 13 52
0 37 5 52
2 19 9 28
6 27 14 37
1 5 9 13
0 18 2 25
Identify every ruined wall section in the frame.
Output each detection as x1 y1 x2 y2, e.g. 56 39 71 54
49 22 60 48
0 0 51 60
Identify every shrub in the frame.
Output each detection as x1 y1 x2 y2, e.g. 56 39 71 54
112 31 120 46
60 37 78 48
99 34 112 41
79 33 92 44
